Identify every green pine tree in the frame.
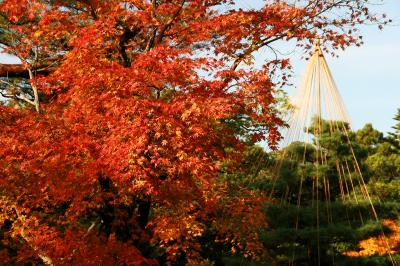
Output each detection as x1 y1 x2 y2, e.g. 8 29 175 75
237 118 399 266
388 108 400 150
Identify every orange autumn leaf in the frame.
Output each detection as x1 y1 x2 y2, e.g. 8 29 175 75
344 219 400 257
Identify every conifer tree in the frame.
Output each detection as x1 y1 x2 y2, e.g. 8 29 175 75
238 118 399 265
388 108 400 150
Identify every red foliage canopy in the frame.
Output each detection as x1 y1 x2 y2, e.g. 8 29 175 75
0 0 386 264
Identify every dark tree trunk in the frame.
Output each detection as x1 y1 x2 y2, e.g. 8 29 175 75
137 199 151 230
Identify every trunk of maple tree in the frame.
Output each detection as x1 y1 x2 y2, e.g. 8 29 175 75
97 176 151 236
137 199 151 230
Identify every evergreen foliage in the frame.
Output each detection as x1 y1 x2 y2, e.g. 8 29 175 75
228 113 400 265
388 108 400 150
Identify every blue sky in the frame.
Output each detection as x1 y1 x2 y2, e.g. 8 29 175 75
1 1 399 134
300 0 400 135
236 0 400 134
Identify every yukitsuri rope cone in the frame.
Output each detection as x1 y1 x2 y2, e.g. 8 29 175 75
259 41 398 266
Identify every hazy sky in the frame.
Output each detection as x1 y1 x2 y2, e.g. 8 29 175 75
1 1 399 134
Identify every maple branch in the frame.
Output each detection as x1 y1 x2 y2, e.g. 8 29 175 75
2 48 42 111
230 0 350 71
0 80 36 106
28 68 40 112
0 63 55 78
13 207 53 265
137 199 151 229
77 0 98 19
84 221 97 237
145 0 185 51
230 31 290 70
265 44 279 61
0 91 35 106
154 0 185 45
145 27 158 52
0 64 28 78
118 27 141 67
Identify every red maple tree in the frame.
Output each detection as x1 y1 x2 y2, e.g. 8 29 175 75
0 0 387 264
